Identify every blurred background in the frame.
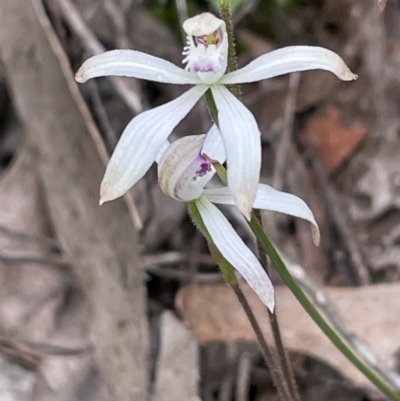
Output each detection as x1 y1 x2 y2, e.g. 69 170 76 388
0 0 400 400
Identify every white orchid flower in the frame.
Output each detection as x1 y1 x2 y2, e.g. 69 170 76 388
75 12 357 218
157 126 320 311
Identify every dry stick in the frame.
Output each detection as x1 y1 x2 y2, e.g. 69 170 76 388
254 212 301 401
102 0 131 49
55 0 143 114
230 283 292 401
87 80 119 150
287 260 400 390
216 5 293 398
0 253 70 268
55 0 143 230
0 224 59 248
218 343 238 401
236 352 253 401
272 72 300 190
142 251 214 267
175 0 189 43
304 144 371 286
145 266 223 283
0 337 92 357
233 0 261 25
266 72 302 401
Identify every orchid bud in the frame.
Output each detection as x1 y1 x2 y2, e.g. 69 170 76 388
158 135 215 202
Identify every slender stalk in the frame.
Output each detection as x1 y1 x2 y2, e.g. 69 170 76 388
207 7 294 398
218 0 242 97
249 214 400 401
253 210 300 401
188 202 290 401
230 282 291 401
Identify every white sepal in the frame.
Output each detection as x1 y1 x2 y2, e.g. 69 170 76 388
220 46 357 85
201 124 226 163
155 141 171 164
75 49 201 85
196 197 275 311
182 12 224 36
211 85 261 220
100 85 207 204
203 184 320 245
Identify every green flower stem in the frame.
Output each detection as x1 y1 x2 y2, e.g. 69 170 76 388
249 214 400 401
205 89 219 125
218 0 241 96
253 211 300 401
188 202 291 401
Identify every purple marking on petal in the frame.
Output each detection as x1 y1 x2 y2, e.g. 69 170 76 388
194 154 212 178
193 61 215 73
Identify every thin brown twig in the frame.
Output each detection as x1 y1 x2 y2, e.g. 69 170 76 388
0 225 59 248
0 337 92 357
286 258 400 390
87 80 119 150
254 211 300 401
272 72 300 190
304 143 371 285
102 0 130 49
56 0 143 114
0 253 70 268
230 283 292 401
145 266 223 283
142 251 214 267
236 352 253 401
175 0 189 43
232 0 261 25
218 343 238 401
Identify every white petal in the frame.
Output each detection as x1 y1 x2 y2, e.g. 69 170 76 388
204 184 320 245
220 46 357 85
201 124 226 163
196 197 274 311
100 85 207 203
155 141 171 163
211 85 261 220
76 50 201 85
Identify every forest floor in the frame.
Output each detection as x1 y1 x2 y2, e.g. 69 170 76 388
0 0 400 400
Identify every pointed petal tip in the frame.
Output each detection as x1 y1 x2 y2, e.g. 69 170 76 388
75 69 87 83
311 224 321 246
239 204 252 221
255 283 275 312
267 297 275 313
99 181 121 205
341 68 358 81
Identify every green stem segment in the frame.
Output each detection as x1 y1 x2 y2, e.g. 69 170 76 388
249 214 400 401
218 0 242 97
253 211 300 401
188 201 292 401
203 6 399 400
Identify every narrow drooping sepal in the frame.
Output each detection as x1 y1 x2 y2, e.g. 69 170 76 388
221 46 357 85
100 85 207 204
211 85 261 220
196 197 275 311
75 49 201 85
203 184 320 245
